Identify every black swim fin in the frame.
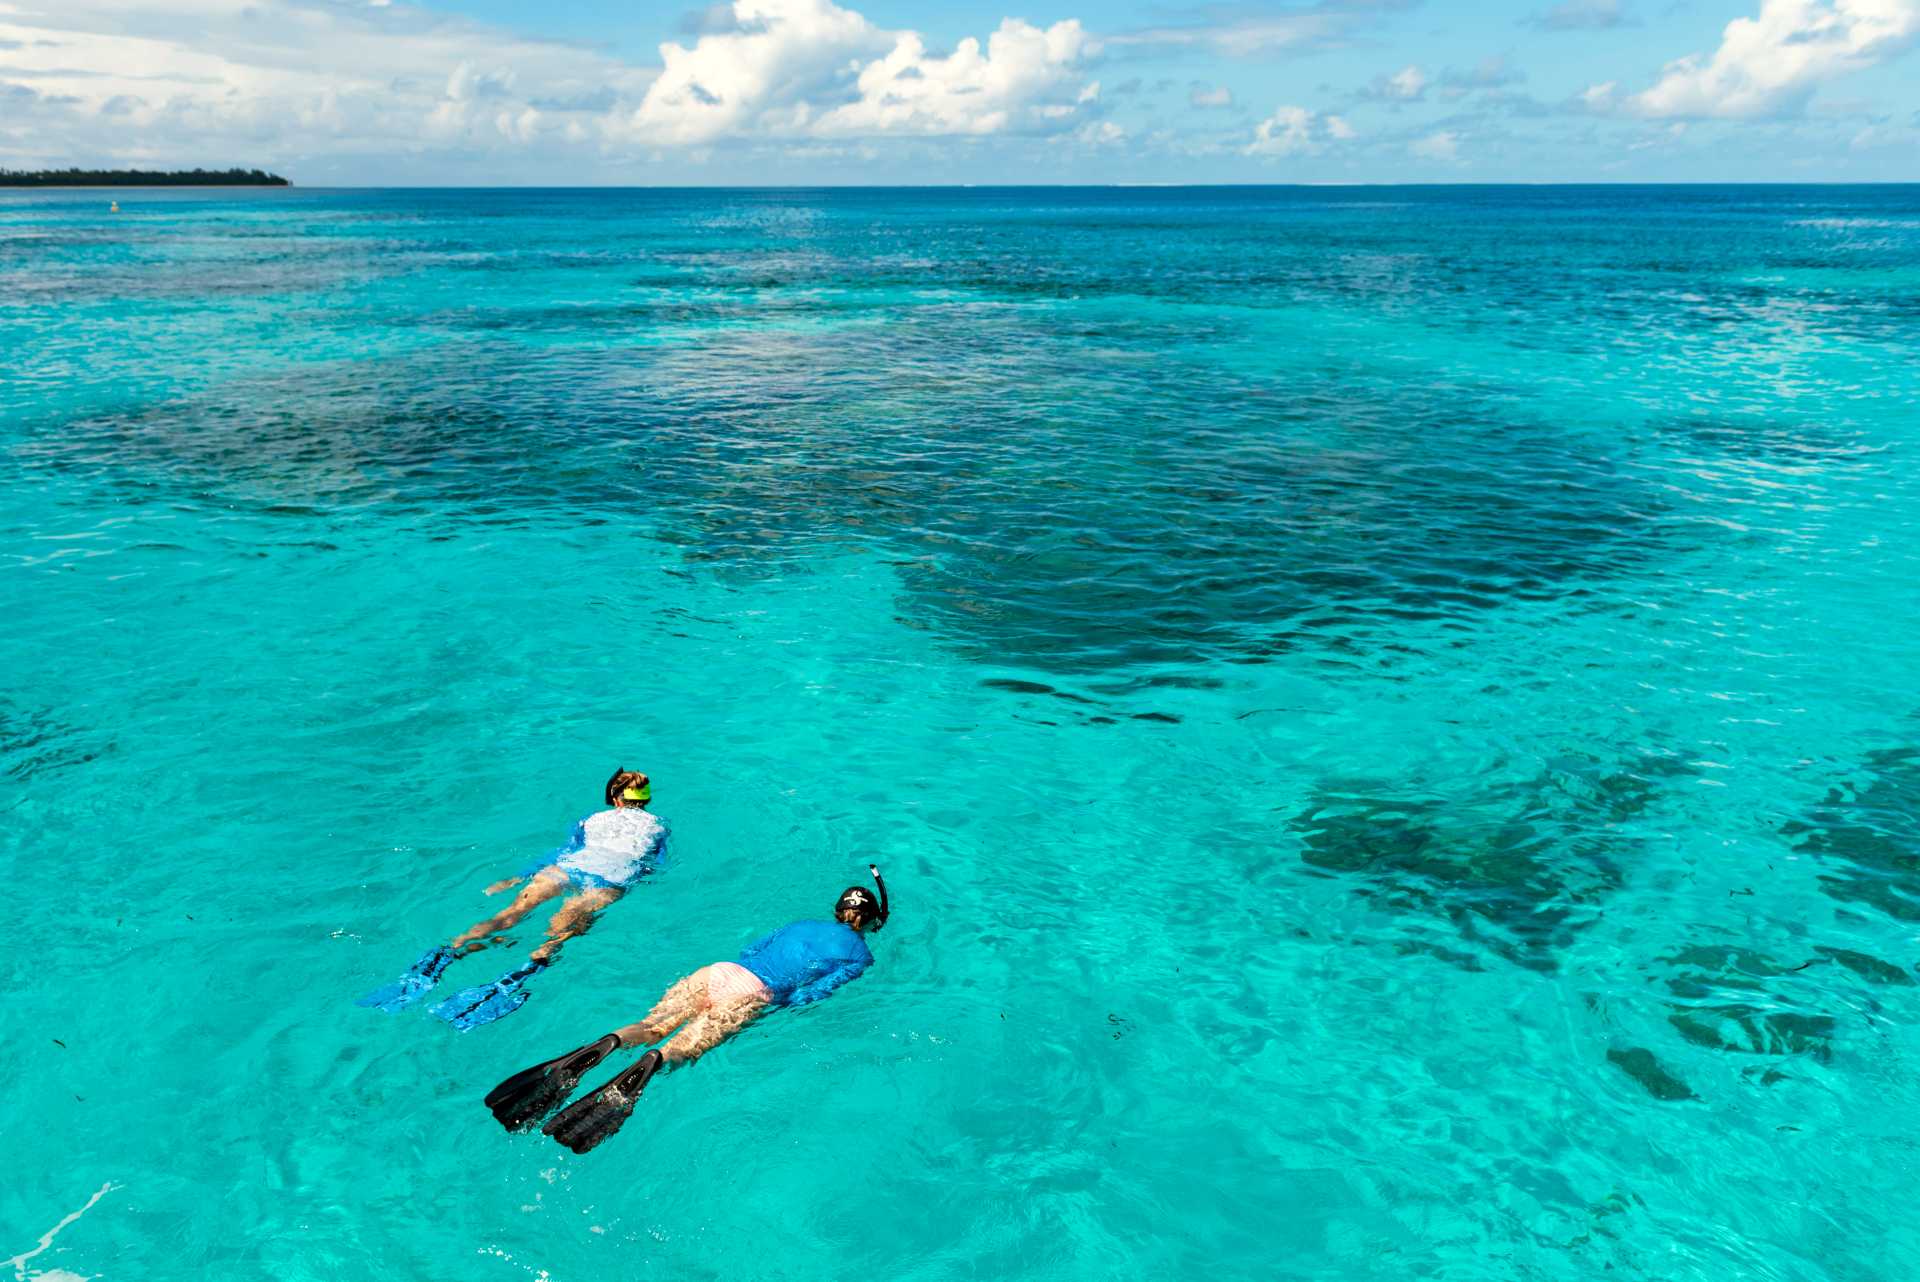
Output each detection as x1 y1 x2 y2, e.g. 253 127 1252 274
484 1033 623 1132
541 1049 665 1154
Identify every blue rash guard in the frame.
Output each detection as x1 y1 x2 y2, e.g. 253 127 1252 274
737 919 873 1006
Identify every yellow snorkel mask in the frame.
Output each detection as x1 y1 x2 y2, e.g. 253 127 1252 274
622 781 651 806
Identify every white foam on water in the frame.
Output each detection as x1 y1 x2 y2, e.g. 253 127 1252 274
476 1244 554 1282
5 1183 115 1282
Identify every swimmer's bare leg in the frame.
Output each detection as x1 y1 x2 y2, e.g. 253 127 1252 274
612 970 706 1047
657 994 766 1065
450 867 569 952
529 886 624 964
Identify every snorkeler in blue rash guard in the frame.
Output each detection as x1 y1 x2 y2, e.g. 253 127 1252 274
484 867 891 1154
736 916 874 1004
358 768 666 1029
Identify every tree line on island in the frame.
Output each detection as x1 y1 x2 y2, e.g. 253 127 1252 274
0 168 290 187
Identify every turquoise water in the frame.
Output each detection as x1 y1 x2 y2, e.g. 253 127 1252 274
4 185 1920 1280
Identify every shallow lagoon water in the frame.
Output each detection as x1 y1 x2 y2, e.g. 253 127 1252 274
4 186 1920 1281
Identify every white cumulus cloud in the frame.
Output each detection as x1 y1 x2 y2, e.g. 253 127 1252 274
1371 64 1429 100
1627 0 1920 118
818 16 1096 137
623 0 884 143
617 0 1097 142
1244 106 1353 156
0 0 1103 171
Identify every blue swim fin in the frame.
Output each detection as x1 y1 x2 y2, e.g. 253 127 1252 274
358 946 458 1012
430 958 548 1031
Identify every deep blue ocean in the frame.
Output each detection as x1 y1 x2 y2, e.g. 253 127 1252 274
4 185 1919 1281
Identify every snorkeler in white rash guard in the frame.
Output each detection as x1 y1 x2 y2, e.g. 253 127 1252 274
358 768 667 1029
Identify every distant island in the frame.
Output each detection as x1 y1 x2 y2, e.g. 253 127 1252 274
0 168 289 188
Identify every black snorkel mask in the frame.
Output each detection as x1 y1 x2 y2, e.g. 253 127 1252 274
837 864 891 931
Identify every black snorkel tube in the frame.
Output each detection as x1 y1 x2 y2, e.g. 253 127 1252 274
867 863 890 928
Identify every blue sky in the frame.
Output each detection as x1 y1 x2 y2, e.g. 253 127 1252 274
1 0 1916 183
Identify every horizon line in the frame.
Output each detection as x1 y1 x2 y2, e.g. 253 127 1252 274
9 179 1920 191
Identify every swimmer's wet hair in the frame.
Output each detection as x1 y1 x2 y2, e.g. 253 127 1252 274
605 768 646 808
